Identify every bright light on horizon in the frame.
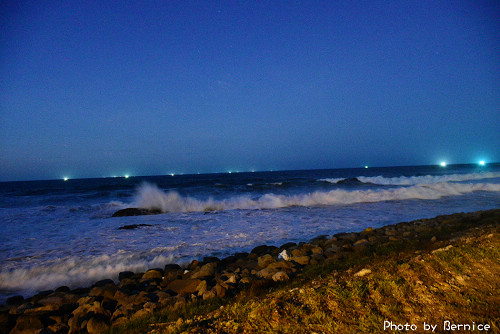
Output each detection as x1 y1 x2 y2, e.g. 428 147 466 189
479 160 485 166
63 177 68 181
124 175 129 178
440 162 447 167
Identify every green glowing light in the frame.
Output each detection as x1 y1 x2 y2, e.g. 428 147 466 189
63 177 69 181
124 175 129 179
440 162 447 167
479 161 485 166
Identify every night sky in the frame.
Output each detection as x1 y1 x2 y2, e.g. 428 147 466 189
1 1 499 181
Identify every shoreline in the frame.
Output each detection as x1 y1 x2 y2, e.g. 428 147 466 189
1 208 499 333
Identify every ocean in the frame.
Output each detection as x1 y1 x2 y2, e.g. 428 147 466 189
1 164 500 303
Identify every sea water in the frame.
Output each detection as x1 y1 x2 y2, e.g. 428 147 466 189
1 164 499 302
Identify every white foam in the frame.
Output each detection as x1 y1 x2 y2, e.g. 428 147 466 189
358 172 500 185
318 173 500 186
0 251 176 297
132 182 500 213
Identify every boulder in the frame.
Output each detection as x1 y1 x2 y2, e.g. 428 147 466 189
11 315 44 333
292 256 310 265
86 315 110 334
166 279 202 295
118 223 153 230
272 271 290 282
191 262 217 279
6 295 24 306
118 271 135 281
142 269 163 280
257 254 275 268
112 208 162 217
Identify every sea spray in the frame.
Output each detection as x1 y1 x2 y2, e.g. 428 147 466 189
132 181 500 213
320 172 500 186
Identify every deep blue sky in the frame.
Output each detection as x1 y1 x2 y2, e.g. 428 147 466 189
1 1 499 181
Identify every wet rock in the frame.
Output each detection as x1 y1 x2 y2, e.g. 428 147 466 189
112 208 162 217
93 279 115 288
118 223 153 230
202 256 220 264
118 271 135 281
251 245 272 256
165 263 182 271
336 177 364 185
279 242 296 250
55 286 71 293
89 286 117 300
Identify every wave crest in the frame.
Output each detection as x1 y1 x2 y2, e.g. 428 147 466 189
320 172 500 186
133 182 500 213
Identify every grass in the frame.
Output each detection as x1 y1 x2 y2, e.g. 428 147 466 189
106 212 500 334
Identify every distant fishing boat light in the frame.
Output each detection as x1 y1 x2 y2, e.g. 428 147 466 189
440 162 447 167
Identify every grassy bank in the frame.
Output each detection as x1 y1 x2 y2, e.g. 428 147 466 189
108 210 500 334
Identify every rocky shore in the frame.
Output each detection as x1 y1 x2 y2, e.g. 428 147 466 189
1 209 499 334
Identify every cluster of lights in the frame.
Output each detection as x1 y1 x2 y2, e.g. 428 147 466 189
439 161 487 167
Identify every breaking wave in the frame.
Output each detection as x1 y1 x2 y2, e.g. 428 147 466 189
133 182 500 213
320 172 500 186
0 250 178 299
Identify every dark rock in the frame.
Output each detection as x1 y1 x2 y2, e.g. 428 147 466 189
335 177 365 185
71 287 90 295
112 208 162 217
251 245 278 256
34 290 53 298
280 242 297 250
93 279 115 287
6 295 24 306
142 269 163 279
55 286 71 293
202 256 221 264
310 235 328 243
118 271 135 281
188 260 201 270
118 223 153 230
166 279 202 295
86 314 110 334
164 264 182 271
11 315 44 333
